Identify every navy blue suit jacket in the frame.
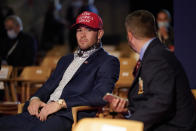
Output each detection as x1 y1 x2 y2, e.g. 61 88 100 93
32 48 120 120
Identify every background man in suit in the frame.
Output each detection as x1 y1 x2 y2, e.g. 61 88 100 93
110 10 196 131
0 15 37 67
0 11 120 131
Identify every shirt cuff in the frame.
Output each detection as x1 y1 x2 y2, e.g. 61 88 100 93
30 96 40 101
124 110 132 119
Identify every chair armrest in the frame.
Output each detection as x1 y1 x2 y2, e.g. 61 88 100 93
17 103 25 114
72 106 100 128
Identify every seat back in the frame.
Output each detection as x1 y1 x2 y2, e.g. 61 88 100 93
41 56 60 70
0 65 13 80
119 58 134 70
46 45 67 56
116 68 133 88
19 66 52 82
0 102 19 115
109 51 121 58
73 118 143 131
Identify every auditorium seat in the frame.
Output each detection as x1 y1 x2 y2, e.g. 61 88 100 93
0 101 20 115
46 45 67 57
115 68 133 96
41 56 61 70
108 51 121 58
0 65 18 102
15 66 52 102
103 45 116 52
72 106 101 128
72 118 144 131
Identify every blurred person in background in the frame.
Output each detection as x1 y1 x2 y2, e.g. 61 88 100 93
157 9 174 51
41 0 65 50
0 2 14 40
0 15 37 67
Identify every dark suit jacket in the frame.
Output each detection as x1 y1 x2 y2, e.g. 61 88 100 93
31 48 120 121
0 31 37 66
128 38 196 131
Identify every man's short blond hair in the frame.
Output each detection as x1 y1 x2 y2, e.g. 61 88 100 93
125 10 157 39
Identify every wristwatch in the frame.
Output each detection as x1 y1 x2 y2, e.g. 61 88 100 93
57 99 65 108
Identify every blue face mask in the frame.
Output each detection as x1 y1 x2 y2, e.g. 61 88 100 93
7 30 17 39
158 22 169 28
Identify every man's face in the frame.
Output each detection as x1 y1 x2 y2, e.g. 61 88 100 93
157 12 170 29
76 26 99 50
157 12 169 23
5 20 19 33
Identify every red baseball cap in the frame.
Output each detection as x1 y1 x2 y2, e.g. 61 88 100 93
72 11 103 30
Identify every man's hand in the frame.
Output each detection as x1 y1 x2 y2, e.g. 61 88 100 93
28 99 46 117
110 98 128 113
38 102 62 122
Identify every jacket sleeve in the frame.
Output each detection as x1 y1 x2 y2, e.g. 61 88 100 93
32 56 66 102
129 55 175 130
64 57 120 108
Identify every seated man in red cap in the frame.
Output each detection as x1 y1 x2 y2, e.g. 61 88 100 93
0 11 120 131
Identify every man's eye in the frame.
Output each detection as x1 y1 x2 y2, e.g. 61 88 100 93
87 29 93 31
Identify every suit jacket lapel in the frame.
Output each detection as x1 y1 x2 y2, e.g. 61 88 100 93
64 55 74 69
129 38 160 93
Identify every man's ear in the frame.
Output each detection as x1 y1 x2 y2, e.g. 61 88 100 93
98 29 104 41
127 31 133 41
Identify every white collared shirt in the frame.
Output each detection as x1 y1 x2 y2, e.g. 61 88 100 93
139 37 155 60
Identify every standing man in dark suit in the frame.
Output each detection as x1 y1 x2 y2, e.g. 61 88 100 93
0 11 120 131
110 10 196 131
0 15 37 67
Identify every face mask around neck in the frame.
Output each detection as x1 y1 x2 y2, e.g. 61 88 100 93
7 30 18 39
158 21 169 28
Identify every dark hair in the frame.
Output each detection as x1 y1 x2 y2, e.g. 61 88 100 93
125 10 157 39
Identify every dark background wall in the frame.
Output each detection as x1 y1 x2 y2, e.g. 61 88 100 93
129 0 173 25
174 0 196 89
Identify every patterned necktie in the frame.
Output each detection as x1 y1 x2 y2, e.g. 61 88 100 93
133 59 141 77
